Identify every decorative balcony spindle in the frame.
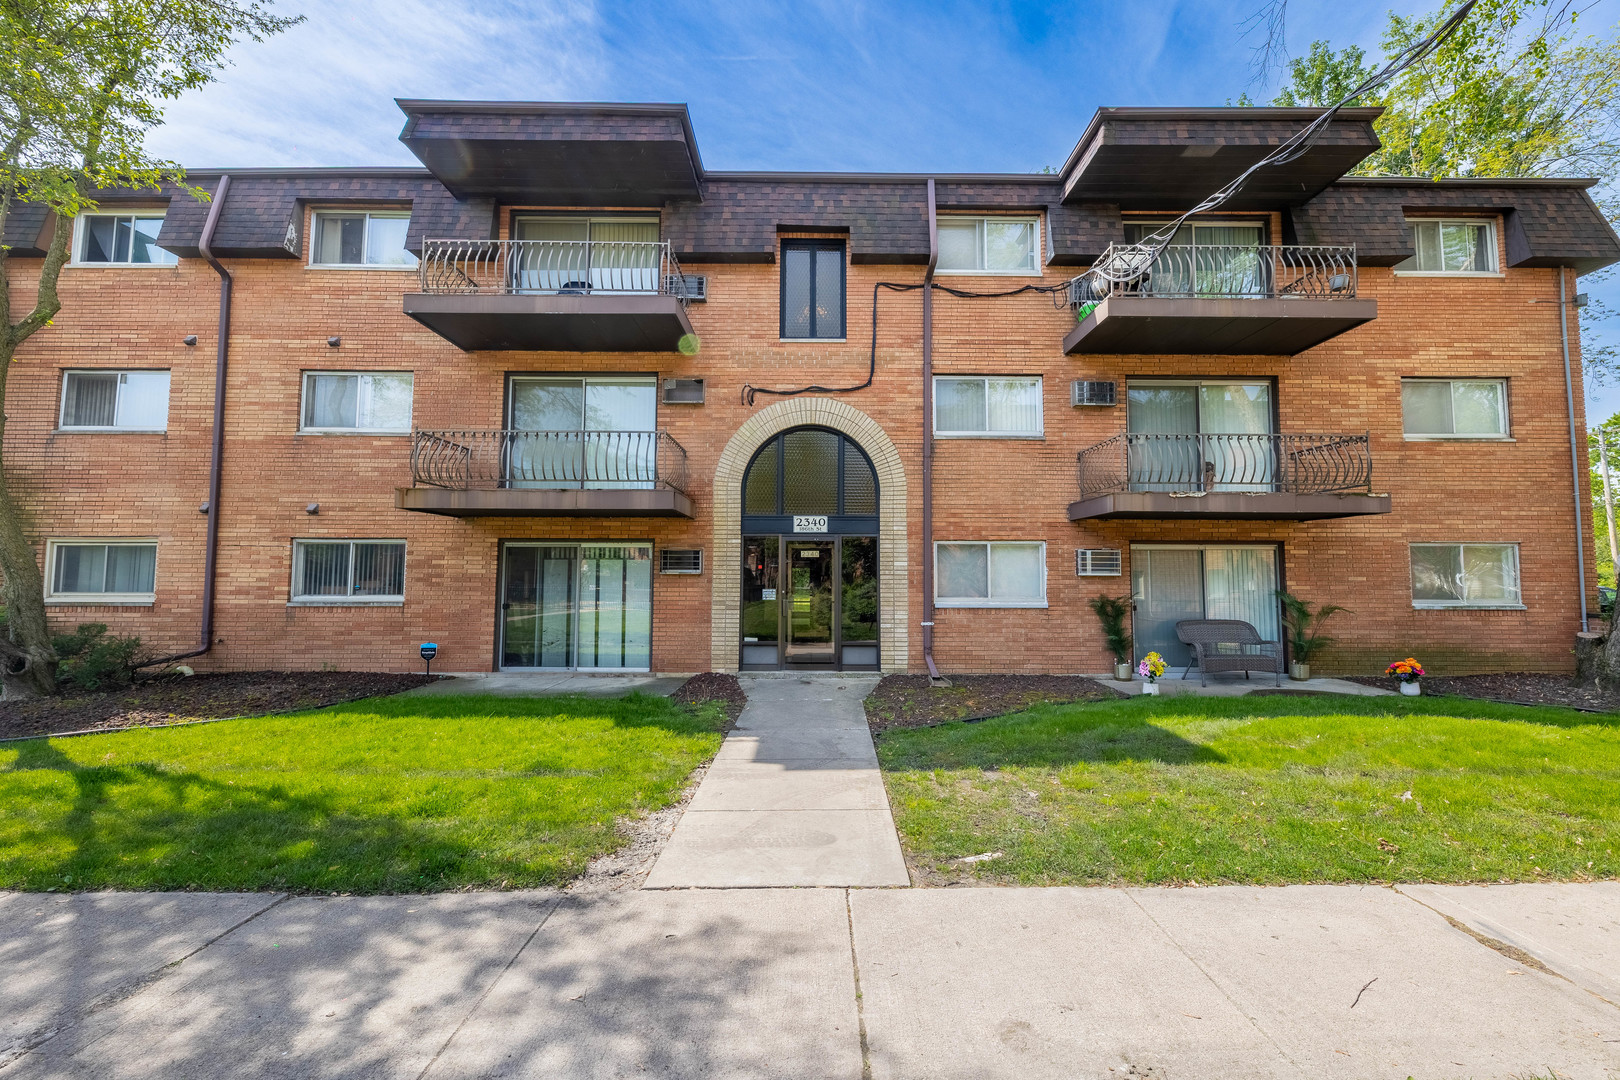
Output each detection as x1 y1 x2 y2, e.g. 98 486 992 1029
1076 432 1373 500
411 429 689 493
417 239 690 300
1070 243 1358 305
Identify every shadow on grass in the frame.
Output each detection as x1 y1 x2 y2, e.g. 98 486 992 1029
3 739 534 893
877 702 1226 770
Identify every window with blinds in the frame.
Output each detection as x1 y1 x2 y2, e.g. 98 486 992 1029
47 541 158 601
934 376 1043 437
291 540 406 603
59 370 171 431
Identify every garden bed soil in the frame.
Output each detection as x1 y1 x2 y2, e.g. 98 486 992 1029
0 671 438 741
865 673 1125 733
1346 672 1620 713
670 672 748 725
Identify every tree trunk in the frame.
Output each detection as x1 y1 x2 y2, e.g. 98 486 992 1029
0 209 72 700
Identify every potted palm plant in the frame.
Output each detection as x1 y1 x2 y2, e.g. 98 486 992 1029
1089 593 1133 680
1275 590 1348 681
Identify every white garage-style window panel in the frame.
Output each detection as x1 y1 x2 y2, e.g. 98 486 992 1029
1410 543 1522 608
291 540 406 604
301 372 414 433
46 540 157 603
935 541 1047 608
936 216 1040 275
73 212 178 266
934 376 1043 437
1397 219 1498 274
1401 378 1509 439
309 211 417 268
59 370 171 432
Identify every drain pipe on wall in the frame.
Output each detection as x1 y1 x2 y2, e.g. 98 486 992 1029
921 179 943 681
1560 268 1591 633
140 174 233 668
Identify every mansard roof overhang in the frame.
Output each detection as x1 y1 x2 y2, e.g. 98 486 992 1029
1059 107 1385 210
1295 176 1620 273
397 100 704 205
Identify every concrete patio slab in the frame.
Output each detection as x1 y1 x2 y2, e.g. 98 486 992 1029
403 673 688 697
1398 880 1620 1004
6 892 558 1080
0 891 283 1068
688 761 892 811
1095 674 1394 697
427 889 862 1080
1130 883 1620 1079
644 808 909 888
850 887 1297 1080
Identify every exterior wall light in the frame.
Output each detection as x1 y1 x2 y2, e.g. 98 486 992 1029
327 336 341 347
183 335 198 346
305 502 319 515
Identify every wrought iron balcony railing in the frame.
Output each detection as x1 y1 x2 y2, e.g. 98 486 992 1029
418 239 691 300
1069 243 1358 306
1076 432 1373 501
411 429 689 493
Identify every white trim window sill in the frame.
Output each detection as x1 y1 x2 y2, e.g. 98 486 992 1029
305 264 419 272
45 597 155 606
67 263 181 270
933 271 1043 278
296 430 412 437
1412 604 1528 611
934 433 1045 440
1392 271 1506 279
1403 435 1515 442
287 599 405 608
778 338 848 344
54 429 169 435
935 602 1049 609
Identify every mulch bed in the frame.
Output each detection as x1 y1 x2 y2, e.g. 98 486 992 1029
0 670 438 741
670 672 748 726
1345 672 1620 714
865 673 1125 733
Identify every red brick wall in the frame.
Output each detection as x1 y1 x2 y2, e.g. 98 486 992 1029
3 209 1594 675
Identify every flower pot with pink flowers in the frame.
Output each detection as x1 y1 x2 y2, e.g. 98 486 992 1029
1138 652 1167 695
1386 657 1425 695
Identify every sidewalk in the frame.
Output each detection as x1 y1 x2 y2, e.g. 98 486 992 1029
3 883 1617 1078
644 676 909 888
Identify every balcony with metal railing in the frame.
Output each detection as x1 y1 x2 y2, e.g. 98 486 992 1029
402 239 697 352
1068 431 1391 520
1064 243 1377 355
395 429 694 517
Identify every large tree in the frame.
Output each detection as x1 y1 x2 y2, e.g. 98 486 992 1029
0 0 299 698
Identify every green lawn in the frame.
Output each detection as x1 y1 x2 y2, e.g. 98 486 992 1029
0 692 725 893
877 693 1620 886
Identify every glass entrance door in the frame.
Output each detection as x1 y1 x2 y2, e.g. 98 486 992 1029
740 535 879 670
500 543 651 670
1130 545 1279 670
785 541 835 666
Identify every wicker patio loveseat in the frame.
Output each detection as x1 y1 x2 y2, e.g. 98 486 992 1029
1173 619 1283 686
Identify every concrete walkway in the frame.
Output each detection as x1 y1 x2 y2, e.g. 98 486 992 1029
644 675 909 889
4 883 1618 1078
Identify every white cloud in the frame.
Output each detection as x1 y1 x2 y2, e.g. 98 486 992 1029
146 0 608 167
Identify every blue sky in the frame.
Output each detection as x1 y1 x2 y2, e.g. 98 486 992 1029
144 0 1619 419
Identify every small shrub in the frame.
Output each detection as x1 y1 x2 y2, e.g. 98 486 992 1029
51 623 143 691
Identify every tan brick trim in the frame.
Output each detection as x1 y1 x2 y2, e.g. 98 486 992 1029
709 398 910 672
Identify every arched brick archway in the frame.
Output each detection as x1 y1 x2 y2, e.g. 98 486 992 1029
710 398 908 672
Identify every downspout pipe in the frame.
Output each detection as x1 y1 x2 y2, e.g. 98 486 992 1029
921 179 942 681
140 175 232 667
1561 268 1591 633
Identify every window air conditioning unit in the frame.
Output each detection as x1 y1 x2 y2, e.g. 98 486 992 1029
660 548 703 575
1075 548 1123 576
1071 380 1118 407
662 378 705 405
665 273 707 301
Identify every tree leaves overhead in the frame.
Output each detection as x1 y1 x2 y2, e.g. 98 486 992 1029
1 0 303 213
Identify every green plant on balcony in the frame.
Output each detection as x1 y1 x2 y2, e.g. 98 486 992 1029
1088 594 1133 679
1275 590 1348 681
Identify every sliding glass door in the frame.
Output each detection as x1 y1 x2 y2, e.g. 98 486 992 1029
1130 545 1280 668
501 543 652 670
511 217 660 294
1126 222 1267 297
507 376 658 490
1126 381 1274 492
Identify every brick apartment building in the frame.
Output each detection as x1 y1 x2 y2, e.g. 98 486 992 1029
4 102 1617 676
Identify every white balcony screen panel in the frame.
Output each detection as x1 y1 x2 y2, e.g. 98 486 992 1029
1198 383 1273 491
508 377 658 490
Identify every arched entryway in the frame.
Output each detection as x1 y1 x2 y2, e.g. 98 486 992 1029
739 428 879 670
710 398 908 673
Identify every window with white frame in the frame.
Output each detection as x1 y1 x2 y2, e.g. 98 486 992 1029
936 216 1040 274
1397 219 1498 274
73 212 178 266
935 541 1047 607
934 376 1043 436
291 540 406 603
300 372 413 433
47 541 157 602
1410 543 1522 608
59 370 170 431
309 211 417 268
1401 378 1508 438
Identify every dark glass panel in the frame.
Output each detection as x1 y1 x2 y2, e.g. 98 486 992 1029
842 440 876 515
782 429 839 515
841 537 878 643
782 246 812 337
744 442 779 515
813 247 844 338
